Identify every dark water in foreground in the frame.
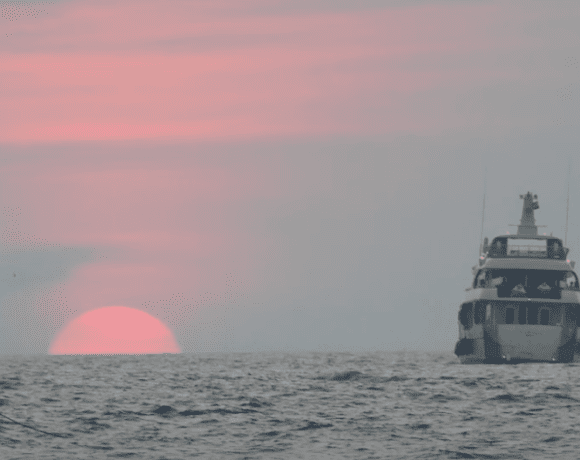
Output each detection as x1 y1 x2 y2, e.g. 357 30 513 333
1 351 580 459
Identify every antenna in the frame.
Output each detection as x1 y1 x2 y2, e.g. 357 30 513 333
565 158 571 247
479 166 487 258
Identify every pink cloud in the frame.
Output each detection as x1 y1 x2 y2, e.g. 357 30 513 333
0 154 322 317
0 1 542 143
2 163 257 280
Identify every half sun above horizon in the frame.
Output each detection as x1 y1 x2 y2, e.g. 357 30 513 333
49 306 181 355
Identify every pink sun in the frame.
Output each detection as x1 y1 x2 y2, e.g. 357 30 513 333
49 306 181 355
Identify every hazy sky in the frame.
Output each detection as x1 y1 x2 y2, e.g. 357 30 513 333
1 0 580 354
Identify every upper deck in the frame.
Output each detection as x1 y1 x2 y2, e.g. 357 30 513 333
471 192 578 292
486 235 567 260
477 192 571 267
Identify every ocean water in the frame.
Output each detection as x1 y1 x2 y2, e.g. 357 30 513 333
1 351 580 459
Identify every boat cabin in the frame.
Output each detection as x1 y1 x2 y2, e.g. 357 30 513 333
472 266 579 297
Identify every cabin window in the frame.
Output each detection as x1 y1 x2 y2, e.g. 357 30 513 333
490 269 567 299
499 303 568 326
547 239 566 259
474 302 485 324
474 270 487 289
518 304 527 324
459 303 473 329
565 306 576 325
560 271 579 290
551 241 560 258
527 304 539 325
506 307 515 324
507 238 547 257
540 308 550 325
508 304 540 324
489 238 507 256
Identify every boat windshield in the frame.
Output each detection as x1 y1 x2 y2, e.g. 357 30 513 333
474 269 579 296
487 237 566 259
506 239 547 257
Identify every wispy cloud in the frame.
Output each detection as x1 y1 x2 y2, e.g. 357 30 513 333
1 0 548 143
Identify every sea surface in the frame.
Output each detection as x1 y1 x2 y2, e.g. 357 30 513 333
1 351 580 459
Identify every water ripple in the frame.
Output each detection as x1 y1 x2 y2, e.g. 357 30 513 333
0 352 579 458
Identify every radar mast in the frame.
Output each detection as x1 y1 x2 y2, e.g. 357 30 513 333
517 191 539 236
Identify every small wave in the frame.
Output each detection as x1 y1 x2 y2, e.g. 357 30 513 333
552 393 578 401
242 397 272 408
330 371 364 381
297 421 333 430
152 405 175 415
529 393 579 404
72 417 112 433
318 370 406 382
299 385 330 392
487 394 526 402
438 449 502 459
409 423 430 430
103 410 148 418
383 375 409 382
178 409 206 416
429 393 463 402
542 436 562 442
176 407 258 417
405 390 425 398
211 408 258 415
84 445 114 451
0 380 20 390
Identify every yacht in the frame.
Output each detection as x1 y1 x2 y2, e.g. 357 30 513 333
455 192 580 363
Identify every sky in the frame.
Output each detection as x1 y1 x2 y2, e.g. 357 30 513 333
1 0 580 355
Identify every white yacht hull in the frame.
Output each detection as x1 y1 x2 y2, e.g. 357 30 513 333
496 325 561 361
456 325 575 364
456 191 580 363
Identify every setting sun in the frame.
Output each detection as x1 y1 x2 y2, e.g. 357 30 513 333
49 306 181 355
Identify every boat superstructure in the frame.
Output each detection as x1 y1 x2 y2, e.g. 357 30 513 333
455 192 580 363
